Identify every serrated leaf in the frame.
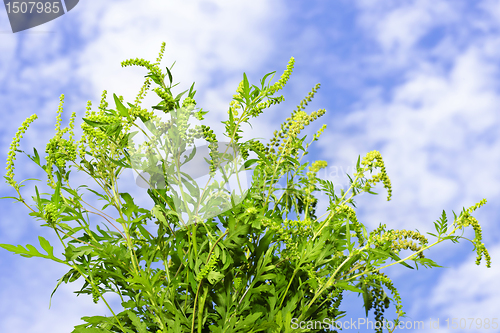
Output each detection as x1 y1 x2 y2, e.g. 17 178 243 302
32 147 40 166
64 245 95 261
127 311 148 333
207 271 224 285
152 205 177 227
414 257 443 269
38 236 55 258
0 237 65 264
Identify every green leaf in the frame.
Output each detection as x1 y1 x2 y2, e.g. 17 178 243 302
53 176 62 206
195 109 208 121
369 248 414 269
113 93 129 117
335 281 364 294
64 244 95 261
0 195 23 202
82 118 107 128
136 224 152 241
207 271 224 285
254 150 271 166
345 220 351 251
72 327 113 333
38 236 55 258
108 156 131 169
0 236 65 264
127 311 148 333
50 268 81 308
119 192 136 208
29 147 41 166
361 283 372 317
413 257 443 269
243 158 258 170
34 185 42 206
260 71 276 89
388 250 414 269
188 81 196 98
223 223 250 250
152 205 178 227
250 85 261 99
165 64 174 86
441 235 459 242
242 72 250 99
236 311 263 329
152 104 169 111
174 89 189 104
145 73 164 86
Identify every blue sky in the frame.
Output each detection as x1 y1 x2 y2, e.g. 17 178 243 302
1 1 499 332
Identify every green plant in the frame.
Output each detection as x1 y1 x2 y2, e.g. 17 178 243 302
1 42 491 333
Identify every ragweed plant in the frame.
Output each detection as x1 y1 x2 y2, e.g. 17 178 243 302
1 42 491 333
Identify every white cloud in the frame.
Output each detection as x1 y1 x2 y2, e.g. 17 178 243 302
0 258 119 333
352 0 461 73
308 2 500 328
356 0 459 49
316 9 500 233
0 1 289 332
418 245 500 329
2 1 500 332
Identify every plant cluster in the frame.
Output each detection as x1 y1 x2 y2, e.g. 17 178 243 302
1 42 491 333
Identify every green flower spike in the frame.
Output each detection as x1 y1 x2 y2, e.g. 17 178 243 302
5 113 38 189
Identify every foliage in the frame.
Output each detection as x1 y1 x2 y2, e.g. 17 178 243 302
1 42 491 333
